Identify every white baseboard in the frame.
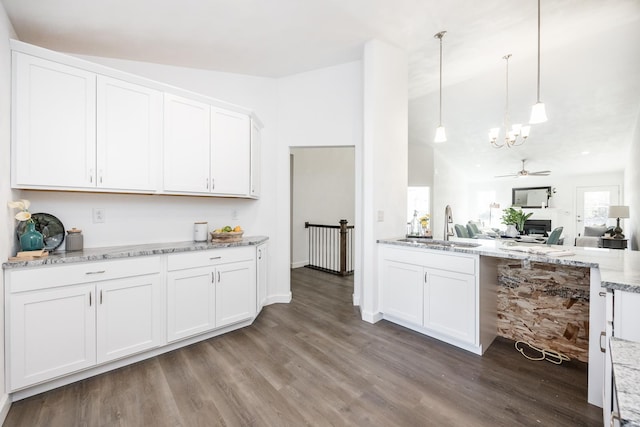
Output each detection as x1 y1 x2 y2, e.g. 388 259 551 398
290 260 307 269
0 393 10 424
265 293 292 305
361 310 383 324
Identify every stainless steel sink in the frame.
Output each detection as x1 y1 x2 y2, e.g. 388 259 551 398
397 238 481 248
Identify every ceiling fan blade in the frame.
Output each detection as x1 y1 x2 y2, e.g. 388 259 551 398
494 174 519 178
529 171 551 176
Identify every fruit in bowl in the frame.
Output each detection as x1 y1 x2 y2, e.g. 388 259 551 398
211 225 243 242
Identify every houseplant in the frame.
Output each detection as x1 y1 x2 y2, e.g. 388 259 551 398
501 207 533 235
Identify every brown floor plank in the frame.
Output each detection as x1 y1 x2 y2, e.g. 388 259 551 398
4 267 602 426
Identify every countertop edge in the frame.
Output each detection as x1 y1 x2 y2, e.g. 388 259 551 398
610 337 640 427
2 236 269 269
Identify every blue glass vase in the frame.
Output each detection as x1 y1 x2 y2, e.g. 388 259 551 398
20 221 44 251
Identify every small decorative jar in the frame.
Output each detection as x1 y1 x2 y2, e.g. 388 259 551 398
194 222 208 242
65 228 83 252
20 221 44 251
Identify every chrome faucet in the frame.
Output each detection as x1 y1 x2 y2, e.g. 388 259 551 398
444 205 454 241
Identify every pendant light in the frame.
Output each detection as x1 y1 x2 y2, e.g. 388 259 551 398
434 31 447 143
529 0 548 124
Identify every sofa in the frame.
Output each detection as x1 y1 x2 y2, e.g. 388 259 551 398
575 225 613 247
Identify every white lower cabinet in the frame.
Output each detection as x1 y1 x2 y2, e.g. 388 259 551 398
256 243 268 313
9 284 96 390
6 245 263 396
379 245 481 353
167 267 216 343
423 269 476 345
216 260 256 327
605 289 640 426
166 246 256 340
96 274 162 364
381 260 424 325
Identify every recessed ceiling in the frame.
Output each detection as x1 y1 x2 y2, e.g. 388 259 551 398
3 0 640 180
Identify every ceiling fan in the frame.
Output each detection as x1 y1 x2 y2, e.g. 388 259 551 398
495 159 551 178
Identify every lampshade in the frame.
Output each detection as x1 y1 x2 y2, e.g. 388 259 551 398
609 205 630 219
434 126 447 143
529 102 547 124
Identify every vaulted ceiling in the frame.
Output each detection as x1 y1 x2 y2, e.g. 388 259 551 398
3 0 640 180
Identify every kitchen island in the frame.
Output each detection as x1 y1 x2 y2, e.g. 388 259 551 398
377 237 640 412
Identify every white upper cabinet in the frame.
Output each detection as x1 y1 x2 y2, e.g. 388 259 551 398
11 42 261 198
13 53 96 188
96 76 162 191
250 119 262 198
163 93 211 193
210 107 251 196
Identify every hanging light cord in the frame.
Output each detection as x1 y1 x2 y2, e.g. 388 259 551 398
435 31 446 127
536 0 541 103
503 54 511 134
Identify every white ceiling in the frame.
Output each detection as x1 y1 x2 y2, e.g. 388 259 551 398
3 0 640 180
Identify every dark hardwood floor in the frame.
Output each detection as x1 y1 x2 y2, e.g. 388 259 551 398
4 267 602 426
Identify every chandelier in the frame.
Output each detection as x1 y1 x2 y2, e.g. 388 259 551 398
489 54 530 148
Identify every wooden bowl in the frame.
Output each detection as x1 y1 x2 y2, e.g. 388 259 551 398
210 231 244 242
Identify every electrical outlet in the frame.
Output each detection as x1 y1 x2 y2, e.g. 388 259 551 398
232 209 239 220
93 208 106 223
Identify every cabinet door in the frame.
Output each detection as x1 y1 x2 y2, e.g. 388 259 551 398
614 290 640 342
257 243 268 312
424 269 476 345
96 76 161 191
9 285 96 390
210 107 250 196
167 267 216 342
163 94 211 193
381 260 424 325
96 274 162 364
250 120 262 198
216 260 256 328
13 53 96 188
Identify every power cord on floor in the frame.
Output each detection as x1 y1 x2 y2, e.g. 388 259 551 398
515 340 571 365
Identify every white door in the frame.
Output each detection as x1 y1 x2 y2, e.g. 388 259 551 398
13 53 96 188
381 260 423 326
257 243 268 312
250 120 262 198
96 76 162 191
9 284 96 390
210 107 251 196
96 275 162 364
576 185 620 236
216 260 256 328
163 94 211 193
167 267 216 342
423 269 476 345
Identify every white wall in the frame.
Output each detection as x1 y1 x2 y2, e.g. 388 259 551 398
290 147 355 268
408 144 434 187
276 61 363 302
432 150 470 240
0 3 18 420
361 40 408 321
625 115 640 250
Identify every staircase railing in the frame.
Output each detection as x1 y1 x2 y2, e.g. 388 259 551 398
304 220 354 276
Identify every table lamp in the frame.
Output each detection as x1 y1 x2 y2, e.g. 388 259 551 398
608 205 630 239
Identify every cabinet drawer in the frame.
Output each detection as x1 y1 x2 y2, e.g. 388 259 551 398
8 256 161 293
381 246 476 275
167 246 254 271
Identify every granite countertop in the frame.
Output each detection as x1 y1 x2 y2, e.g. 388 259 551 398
377 237 640 293
611 338 640 427
2 236 269 269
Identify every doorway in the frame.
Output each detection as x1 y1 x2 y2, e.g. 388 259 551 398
576 185 620 235
289 146 356 298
